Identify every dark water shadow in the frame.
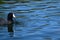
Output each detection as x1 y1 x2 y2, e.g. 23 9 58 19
7 24 14 37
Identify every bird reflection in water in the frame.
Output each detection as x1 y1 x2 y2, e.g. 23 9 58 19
7 24 14 37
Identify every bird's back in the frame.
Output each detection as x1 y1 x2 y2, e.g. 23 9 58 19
0 18 7 25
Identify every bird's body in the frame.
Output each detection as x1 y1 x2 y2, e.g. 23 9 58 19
0 12 15 26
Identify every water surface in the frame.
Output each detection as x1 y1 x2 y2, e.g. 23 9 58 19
0 0 60 40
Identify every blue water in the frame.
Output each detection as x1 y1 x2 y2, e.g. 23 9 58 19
0 0 60 40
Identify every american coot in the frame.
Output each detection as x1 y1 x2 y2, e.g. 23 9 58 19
0 12 16 25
